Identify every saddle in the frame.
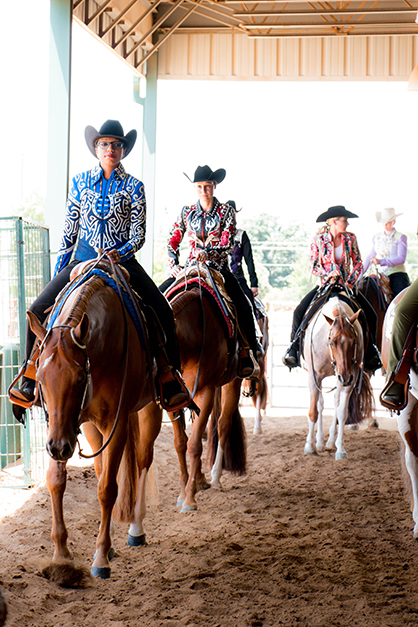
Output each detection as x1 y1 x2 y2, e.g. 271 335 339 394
164 266 236 339
8 260 154 411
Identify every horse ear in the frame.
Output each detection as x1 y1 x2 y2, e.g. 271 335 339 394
27 311 47 341
349 309 362 324
323 314 334 326
74 313 89 344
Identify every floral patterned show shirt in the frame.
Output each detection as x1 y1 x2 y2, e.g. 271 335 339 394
54 163 146 276
310 228 363 288
167 198 236 272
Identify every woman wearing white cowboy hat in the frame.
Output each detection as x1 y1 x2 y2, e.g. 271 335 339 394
362 207 410 297
11 119 193 421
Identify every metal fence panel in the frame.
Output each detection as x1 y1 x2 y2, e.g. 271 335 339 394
0 217 50 488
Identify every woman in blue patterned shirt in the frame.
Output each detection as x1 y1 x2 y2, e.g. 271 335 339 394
12 120 191 420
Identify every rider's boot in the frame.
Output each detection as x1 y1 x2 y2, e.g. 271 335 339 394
156 365 193 413
282 340 300 370
238 345 260 380
380 374 409 411
11 376 35 404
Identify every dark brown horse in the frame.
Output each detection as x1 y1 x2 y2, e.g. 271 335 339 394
242 313 269 435
358 273 392 353
27 269 161 579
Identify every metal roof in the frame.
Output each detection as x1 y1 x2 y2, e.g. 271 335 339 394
73 0 418 78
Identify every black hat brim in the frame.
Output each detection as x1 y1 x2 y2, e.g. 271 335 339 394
316 206 359 222
184 167 226 185
85 126 137 159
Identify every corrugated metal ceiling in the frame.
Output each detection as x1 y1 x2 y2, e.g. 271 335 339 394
73 0 418 78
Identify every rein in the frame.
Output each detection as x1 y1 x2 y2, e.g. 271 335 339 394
77 256 130 459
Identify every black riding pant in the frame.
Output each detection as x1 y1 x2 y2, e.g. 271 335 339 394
389 272 410 297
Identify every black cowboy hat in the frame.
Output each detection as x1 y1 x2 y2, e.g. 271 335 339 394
316 205 359 223
85 120 137 159
184 165 226 184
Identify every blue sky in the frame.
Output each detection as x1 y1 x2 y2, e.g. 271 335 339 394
2 0 418 260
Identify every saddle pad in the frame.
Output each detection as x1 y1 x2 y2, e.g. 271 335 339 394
300 287 360 335
167 277 235 339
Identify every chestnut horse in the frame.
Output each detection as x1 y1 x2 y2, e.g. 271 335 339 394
145 266 246 512
27 268 161 579
302 295 374 460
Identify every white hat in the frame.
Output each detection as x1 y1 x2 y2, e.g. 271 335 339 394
375 207 402 224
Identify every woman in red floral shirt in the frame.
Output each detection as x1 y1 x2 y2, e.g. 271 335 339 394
160 165 262 379
283 205 381 372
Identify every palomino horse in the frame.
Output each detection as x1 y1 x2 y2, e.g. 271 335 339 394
380 289 418 537
154 265 245 512
242 309 269 435
302 294 374 460
27 265 160 578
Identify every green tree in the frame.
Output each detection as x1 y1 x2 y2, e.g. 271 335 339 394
243 213 310 297
15 193 46 224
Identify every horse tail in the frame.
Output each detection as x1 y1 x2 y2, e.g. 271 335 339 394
207 388 247 475
113 411 140 523
346 372 375 426
253 371 268 411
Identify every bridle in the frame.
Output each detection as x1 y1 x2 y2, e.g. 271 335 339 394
327 313 359 377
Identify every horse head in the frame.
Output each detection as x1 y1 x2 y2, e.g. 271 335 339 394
27 310 91 462
324 309 361 387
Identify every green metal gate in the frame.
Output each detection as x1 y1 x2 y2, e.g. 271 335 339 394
0 217 50 488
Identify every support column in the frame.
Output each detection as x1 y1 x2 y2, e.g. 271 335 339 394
46 0 72 266
140 53 158 276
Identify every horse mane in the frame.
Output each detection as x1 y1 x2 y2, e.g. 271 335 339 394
65 275 106 326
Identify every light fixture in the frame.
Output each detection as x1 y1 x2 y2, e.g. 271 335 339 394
408 64 418 91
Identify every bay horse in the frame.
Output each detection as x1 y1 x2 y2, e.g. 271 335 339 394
242 309 269 435
148 265 246 512
380 289 418 537
302 294 374 460
26 265 161 579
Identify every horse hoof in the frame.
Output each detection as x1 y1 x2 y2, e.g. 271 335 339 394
304 445 315 455
180 503 198 513
176 497 185 507
127 534 146 547
91 566 111 579
253 427 262 435
335 452 348 460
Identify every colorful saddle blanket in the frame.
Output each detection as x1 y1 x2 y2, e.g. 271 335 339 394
47 261 146 348
164 266 235 339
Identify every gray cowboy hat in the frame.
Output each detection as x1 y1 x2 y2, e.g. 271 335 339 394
85 119 137 158
316 205 359 223
184 165 226 184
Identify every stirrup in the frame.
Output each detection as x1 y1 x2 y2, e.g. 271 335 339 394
238 349 260 380
379 374 409 411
